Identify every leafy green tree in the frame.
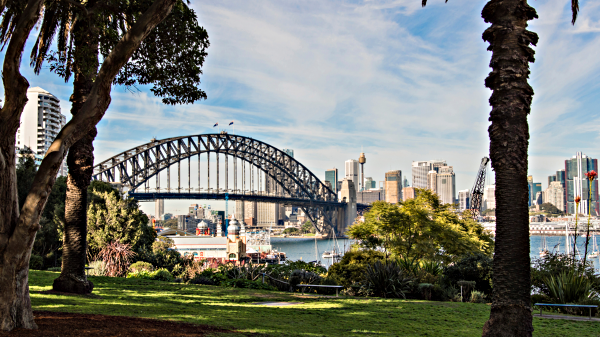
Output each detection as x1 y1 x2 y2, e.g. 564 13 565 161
301 221 315 234
348 189 493 264
538 203 564 216
283 227 299 235
86 183 156 257
16 147 37 209
328 250 385 287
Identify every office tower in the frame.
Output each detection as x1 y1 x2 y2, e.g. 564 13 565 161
358 152 366 191
543 181 565 212
412 160 447 188
364 177 374 190
16 87 67 175
325 168 339 193
357 190 383 204
345 159 359 190
188 204 205 219
155 199 164 219
403 177 409 188
565 152 599 215
427 171 437 192
402 187 415 201
483 185 496 210
437 166 456 205
283 149 294 158
458 189 470 211
385 170 402 203
548 170 566 190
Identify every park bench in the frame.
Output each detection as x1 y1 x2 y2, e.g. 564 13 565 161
298 284 344 297
534 303 598 320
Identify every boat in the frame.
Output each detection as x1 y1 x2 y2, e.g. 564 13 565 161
322 228 342 261
588 235 599 259
539 235 549 258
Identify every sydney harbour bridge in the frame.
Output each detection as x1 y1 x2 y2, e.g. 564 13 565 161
91 133 357 233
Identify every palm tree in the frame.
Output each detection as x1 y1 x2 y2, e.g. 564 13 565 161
420 0 580 336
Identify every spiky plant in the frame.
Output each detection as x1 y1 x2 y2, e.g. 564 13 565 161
99 242 135 277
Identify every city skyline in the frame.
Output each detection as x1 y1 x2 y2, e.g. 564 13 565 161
3 1 600 216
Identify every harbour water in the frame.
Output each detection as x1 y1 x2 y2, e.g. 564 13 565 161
273 235 600 271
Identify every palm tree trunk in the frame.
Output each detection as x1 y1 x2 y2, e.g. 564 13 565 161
52 16 98 294
481 0 538 336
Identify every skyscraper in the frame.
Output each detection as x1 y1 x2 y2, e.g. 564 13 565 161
483 185 496 210
283 149 294 158
345 159 359 190
565 152 599 215
385 170 402 203
325 168 339 193
411 160 447 188
458 189 470 211
155 199 164 219
16 87 67 175
543 181 565 212
402 187 415 201
427 170 437 192
436 166 456 205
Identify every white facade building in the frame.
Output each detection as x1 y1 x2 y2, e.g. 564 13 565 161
345 159 359 191
483 185 496 210
543 181 565 212
412 160 447 188
155 199 164 220
458 189 470 211
16 87 66 175
436 166 456 205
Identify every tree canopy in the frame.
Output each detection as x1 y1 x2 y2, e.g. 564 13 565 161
347 189 494 264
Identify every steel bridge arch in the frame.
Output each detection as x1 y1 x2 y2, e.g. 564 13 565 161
92 133 338 206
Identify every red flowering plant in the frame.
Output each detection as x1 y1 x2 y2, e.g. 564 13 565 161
573 195 581 260
583 171 597 266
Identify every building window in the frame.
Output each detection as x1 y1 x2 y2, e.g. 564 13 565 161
229 253 236 259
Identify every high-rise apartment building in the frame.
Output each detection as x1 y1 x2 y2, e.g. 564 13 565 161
385 170 402 203
155 199 164 219
483 185 496 210
548 170 566 190
543 181 565 212
427 171 437 192
527 175 542 207
345 159 359 190
565 152 599 215
16 87 67 175
458 189 470 211
325 168 339 193
437 166 456 205
412 160 446 188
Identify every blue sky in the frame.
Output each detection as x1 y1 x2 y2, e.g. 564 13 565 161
5 0 600 215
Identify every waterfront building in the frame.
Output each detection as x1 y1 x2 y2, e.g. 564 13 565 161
16 87 67 175
168 219 247 261
155 199 164 220
345 159 359 190
436 166 456 205
458 189 470 211
483 185 496 210
543 181 565 212
325 168 339 193
385 170 402 203
412 160 446 188
402 187 415 201
565 152 599 215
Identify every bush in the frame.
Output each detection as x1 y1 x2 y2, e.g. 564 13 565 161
188 275 217 286
47 267 61 272
359 260 414 299
29 254 43 270
531 253 597 296
442 253 493 296
470 291 486 303
127 270 153 280
151 268 174 282
88 260 107 276
99 242 135 277
130 261 154 273
327 250 384 288
543 270 594 304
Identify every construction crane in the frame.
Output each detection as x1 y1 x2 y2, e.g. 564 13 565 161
469 157 490 220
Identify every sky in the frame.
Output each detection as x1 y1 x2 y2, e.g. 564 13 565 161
5 0 600 216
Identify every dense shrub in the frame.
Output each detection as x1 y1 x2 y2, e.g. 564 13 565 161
127 268 174 282
543 270 596 304
531 253 597 295
470 291 486 303
88 260 107 276
442 253 493 296
130 261 154 273
359 260 414 298
327 250 384 287
29 254 43 270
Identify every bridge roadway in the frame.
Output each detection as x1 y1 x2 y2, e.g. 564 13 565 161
129 191 342 208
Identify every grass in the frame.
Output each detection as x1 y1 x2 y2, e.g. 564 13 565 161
28 270 600 336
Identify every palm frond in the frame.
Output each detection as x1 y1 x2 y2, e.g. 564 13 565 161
572 0 579 25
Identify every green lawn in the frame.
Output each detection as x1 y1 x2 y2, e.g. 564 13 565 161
28 271 600 336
